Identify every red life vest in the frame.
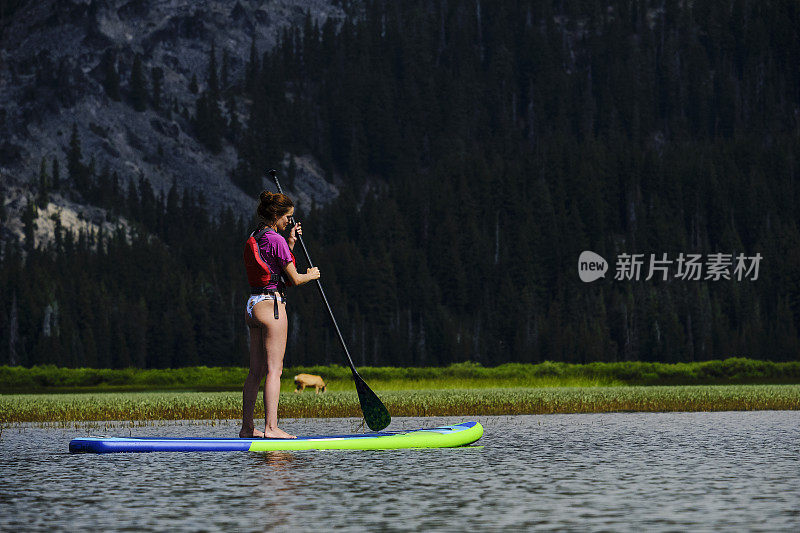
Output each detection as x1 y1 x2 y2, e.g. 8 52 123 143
243 227 296 290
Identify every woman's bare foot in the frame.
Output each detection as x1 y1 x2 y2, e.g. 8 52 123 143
239 427 265 438
263 427 296 439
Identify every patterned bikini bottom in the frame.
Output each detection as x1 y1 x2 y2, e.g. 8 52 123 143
246 292 286 320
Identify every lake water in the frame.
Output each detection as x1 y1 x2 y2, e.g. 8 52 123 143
1 411 799 531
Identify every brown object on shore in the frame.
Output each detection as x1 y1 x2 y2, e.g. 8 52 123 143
294 374 327 394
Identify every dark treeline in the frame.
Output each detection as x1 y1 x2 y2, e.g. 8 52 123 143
2 0 800 368
1 173 250 368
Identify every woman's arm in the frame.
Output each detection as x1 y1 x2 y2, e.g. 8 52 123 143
287 222 302 251
283 222 318 284
283 261 320 286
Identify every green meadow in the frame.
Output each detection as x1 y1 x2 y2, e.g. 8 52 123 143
1 359 798 423
2 386 799 424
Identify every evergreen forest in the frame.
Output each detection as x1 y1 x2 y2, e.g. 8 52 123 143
2 0 800 368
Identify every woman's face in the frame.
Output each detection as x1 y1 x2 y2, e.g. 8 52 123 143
275 207 294 231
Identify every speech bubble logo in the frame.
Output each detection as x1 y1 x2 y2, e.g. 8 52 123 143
578 251 608 282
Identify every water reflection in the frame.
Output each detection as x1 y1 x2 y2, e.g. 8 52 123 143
254 451 301 469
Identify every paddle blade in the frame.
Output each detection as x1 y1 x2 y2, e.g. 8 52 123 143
353 372 391 431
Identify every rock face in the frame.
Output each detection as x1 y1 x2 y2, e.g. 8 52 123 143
0 0 343 247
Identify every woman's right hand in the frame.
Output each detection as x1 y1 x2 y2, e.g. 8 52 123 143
307 267 321 281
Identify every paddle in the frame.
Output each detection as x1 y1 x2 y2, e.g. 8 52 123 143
268 169 391 431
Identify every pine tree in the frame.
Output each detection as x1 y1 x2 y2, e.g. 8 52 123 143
87 156 96 184
101 49 121 101
221 47 230 93
208 41 220 102
7 292 19 365
246 36 258 94
190 44 225 154
193 92 222 153
126 178 139 222
21 197 37 251
130 53 148 111
51 157 60 190
37 157 49 208
66 123 88 193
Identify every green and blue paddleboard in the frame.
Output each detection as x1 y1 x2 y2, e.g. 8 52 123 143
69 421 483 453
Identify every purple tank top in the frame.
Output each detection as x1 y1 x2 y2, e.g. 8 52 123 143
256 229 294 290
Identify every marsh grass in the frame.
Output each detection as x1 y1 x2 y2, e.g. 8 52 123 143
322 375 621 391
2 358 798 393
2 385 798 424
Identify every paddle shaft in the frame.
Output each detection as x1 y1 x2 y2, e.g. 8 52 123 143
269 170 359 375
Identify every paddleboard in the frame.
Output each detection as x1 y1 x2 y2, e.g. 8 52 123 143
69 421 483 453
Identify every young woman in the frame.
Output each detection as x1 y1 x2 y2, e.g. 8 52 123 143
241 191 320 439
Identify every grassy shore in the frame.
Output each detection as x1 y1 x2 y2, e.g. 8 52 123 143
2 385 798 424
2 359 798 424
2 358 799 393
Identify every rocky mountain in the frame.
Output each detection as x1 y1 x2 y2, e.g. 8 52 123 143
0 0 343 247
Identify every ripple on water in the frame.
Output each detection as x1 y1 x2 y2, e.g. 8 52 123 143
1 412 799 531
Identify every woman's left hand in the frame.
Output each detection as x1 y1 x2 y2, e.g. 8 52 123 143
288 222 302 247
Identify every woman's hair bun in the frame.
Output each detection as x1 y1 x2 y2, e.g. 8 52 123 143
257 189 294 223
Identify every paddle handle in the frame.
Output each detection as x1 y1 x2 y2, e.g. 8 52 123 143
268 170 360 375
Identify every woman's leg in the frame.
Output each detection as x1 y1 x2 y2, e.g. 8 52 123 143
240 325 267 438
244 299 294 438
261 301 294 438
